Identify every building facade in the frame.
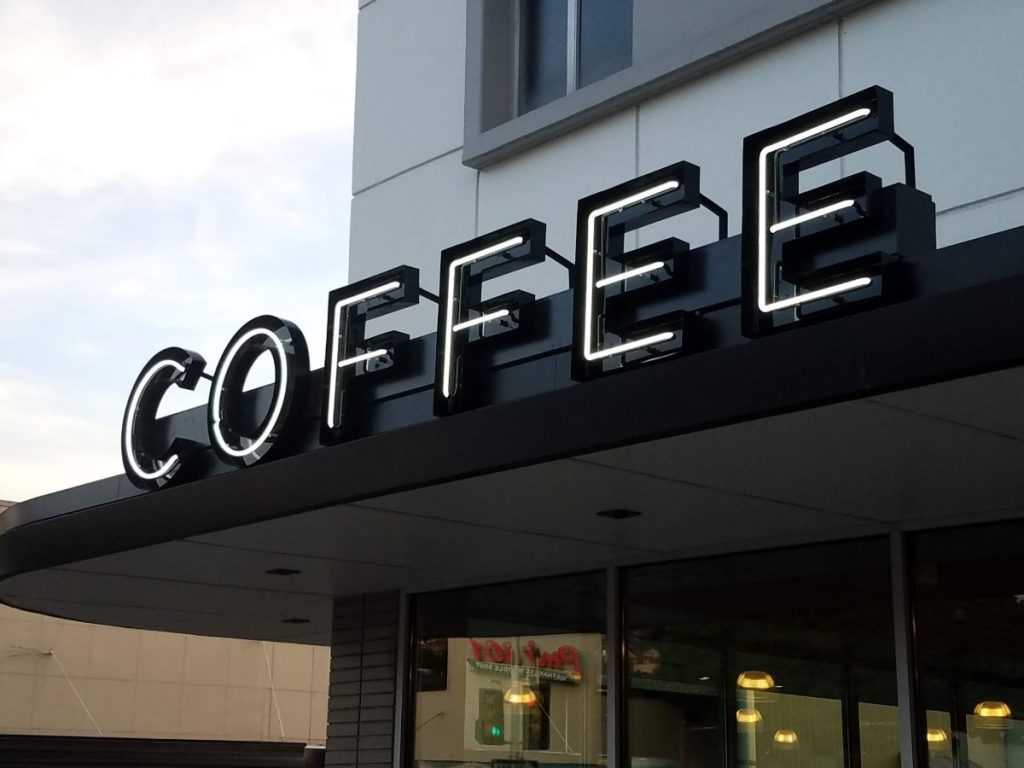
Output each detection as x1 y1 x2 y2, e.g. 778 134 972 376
0 500 328 762
2 3 1024 768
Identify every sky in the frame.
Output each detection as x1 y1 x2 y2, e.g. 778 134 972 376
0 0 358 502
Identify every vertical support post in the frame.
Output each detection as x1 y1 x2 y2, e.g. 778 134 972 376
392 592 411 768
566 0 579 95
891 529 923 768
325 593 401 768
843 664 863 768
607 567 625 768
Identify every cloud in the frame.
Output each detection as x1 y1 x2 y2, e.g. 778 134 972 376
0 365 121 501
0 0 356 198
0 0 357 501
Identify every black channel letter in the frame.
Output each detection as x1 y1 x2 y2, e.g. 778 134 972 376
321 266 420 445
434 219 545 416
572 161 704 380
208 315 309 467
741 85 932 336
121 347 207 490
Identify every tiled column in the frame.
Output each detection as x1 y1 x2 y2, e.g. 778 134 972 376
325 593 400 768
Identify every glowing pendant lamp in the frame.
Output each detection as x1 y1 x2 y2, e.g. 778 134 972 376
974 701 1012 718
737 670 776 690
774 729 798 750
504 682 537 706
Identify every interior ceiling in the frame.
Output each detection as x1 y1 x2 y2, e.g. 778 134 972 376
2 366 1022 646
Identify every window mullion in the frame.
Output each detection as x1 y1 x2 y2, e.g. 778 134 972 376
566 0 580 95
512 0 522 118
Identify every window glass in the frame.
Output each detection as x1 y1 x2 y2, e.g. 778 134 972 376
520 0 568 114
913 520 1024 768
577 0 632 88
411 572 607 768
625 538 898 767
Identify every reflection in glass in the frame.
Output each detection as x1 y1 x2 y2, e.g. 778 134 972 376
626 538 898 767
411 573 607 768
914 520 1024 767
577 0 632 88
519 0 568 114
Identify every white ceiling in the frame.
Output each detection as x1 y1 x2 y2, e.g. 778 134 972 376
2 366 1022 645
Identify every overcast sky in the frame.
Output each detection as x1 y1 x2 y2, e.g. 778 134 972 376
0 0 358 502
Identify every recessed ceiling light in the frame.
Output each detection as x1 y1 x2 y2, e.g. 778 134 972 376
266 568 302 576
282 617 310 624
596 508 641 520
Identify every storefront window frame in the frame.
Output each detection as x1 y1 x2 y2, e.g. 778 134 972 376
394 526 1024 768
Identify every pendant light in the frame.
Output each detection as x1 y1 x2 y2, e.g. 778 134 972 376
736 708 763 724
504 682 537 706
737 670 776 690
974 701 1012 718
774 729 798 750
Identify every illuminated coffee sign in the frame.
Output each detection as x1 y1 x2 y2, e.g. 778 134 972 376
122 86 934 490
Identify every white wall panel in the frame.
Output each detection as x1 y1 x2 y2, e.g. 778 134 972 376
841 0 1024 243
936 189 1024 248
476 109 637 301
348 150 477 336
352 0 467 192
636 24 841 248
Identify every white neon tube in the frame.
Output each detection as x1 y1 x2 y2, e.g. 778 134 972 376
594 261 665 289
337 349 388 368
757 108 872 313
326 280 402 429
586 331 676 361
123 359 186 481
584 181 680 362
452 309 510 333
442 236 524 398
211 328 289 458
769 199 856 233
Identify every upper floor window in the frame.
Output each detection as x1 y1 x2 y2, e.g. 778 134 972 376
518 0 633 115
464 0 877 167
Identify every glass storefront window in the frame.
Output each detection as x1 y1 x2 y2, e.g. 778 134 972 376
913 521 1024 768
411 572 607 768
625 538 898 768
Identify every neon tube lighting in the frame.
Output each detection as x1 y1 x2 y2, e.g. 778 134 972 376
442 236 524 398
588 331 676 361
757 108 872 313
337 349 388 368
124 359 185 481
595 261 666 288
769 199 856 233
326 280 402 430
335 280 401 308
585 181 680 362
452 309 510 333
211 328 289 458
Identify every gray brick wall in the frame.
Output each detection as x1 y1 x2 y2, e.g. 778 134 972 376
325 593 400 768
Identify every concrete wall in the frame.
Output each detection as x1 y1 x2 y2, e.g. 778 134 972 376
348 0 1024 339
0 603 328 743
0 501 328 744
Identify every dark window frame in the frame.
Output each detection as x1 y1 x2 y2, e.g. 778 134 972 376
398 531 931 768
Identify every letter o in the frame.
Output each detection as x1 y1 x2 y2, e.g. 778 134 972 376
208 315 309 467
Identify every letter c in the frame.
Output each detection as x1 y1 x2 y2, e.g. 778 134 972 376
121 347 207 490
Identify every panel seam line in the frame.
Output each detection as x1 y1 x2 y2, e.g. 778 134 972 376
353 146 464 196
